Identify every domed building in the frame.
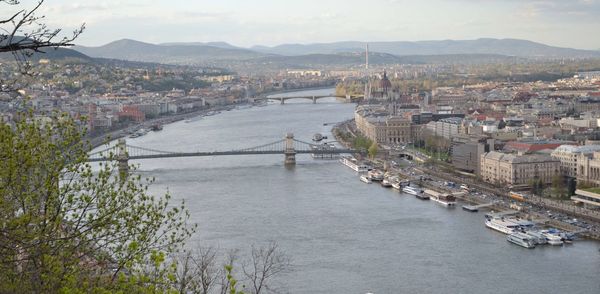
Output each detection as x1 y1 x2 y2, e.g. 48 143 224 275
379 71 392 95
369 71 393 100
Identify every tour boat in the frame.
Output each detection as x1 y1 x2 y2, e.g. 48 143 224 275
392 181 402 190
524 230 547 245
381 178 393 188
360 175 372 184
507 232 536 249
312 133 327 142
485 217 522 234
540 230 564 246
368 169 384 181
425 189 456 206
415 192 430 200
129 128 148 138
402 186 423 196
339 156 369 172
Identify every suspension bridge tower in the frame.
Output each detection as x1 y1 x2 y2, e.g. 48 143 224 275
284 133 296 166
117 138 129 178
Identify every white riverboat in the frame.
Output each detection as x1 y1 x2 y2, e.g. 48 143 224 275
381 178 393 188
360 175 372 184
541 230 564 246
339 156 369 172
402 186 423 196
425 189 456 206
368 169 384 181
524 230 548 245
129 128 148 138
485 217 522 234
507 232 536 249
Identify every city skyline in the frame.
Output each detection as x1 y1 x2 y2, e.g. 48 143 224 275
32 0 600 50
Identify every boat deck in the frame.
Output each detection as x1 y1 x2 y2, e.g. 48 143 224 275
462 202 495 212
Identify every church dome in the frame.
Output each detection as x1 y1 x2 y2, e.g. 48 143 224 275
380 71 392 91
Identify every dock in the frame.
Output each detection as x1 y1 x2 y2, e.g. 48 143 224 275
485 210 519 219
462 202 495 212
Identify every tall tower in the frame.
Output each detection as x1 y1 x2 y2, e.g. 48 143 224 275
365 43 369 71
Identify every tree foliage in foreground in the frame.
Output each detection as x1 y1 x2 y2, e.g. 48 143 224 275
0 111 194 292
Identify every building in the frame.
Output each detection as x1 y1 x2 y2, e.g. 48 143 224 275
551 145 600 178
480 151 560 185
451 135 494 174
411 112 465 125
425 117 463 139
355 106 421 145
118 105 145 122
452 142 486 174
574 151 600 186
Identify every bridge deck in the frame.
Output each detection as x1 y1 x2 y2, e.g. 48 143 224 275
88 149 357 162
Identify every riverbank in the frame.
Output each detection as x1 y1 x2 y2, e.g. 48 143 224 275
88 86 339 149
332 120 600 241
87 105 234 149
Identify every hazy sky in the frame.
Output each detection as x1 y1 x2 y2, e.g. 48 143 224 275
28 0 600 49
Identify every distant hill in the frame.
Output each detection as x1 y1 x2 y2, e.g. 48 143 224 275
256 52 516 67
0 37 92 62
251 38 600 58
159 41 241 50
32 46 92 61
70 38 600 68
74 39 268 64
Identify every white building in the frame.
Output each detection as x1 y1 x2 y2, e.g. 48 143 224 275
426 117 462 139
551 145 600 178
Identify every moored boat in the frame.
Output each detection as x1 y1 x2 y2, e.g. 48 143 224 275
485 217 522 234
312 133 327 142
402 186 423 196
541 229 564 246
129 128 148 138
339 156 369 172
425 189 456 206
524 230 547 245
360 175 372 184
381 178 393 188
368 169 384 181
507 232 536 248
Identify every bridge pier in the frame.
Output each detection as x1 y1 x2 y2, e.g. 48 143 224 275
280 98 285 105
117 138 129 180
312 96 316 104
284 133 296 166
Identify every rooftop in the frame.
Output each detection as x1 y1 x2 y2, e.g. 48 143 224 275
553 144 600 154
483 151 559 164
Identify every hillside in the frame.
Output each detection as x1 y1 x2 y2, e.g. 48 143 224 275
74 39 268 64
251 38 600 58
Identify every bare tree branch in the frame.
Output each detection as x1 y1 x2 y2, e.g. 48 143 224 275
0 0 85 93
242 242 291 294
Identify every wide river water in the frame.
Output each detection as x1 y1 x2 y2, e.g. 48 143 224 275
114 88 599 294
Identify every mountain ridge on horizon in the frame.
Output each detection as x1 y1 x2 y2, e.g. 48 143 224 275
67 37 600 67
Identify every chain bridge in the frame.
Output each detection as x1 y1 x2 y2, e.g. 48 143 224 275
88 133 362 173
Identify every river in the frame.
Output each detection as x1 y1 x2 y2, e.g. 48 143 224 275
115 88 600 294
